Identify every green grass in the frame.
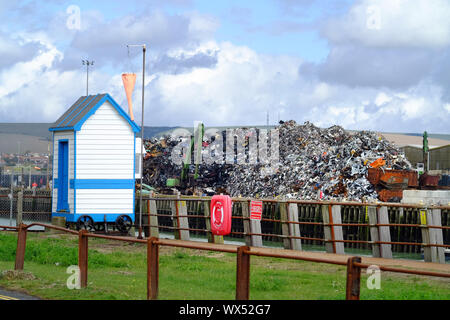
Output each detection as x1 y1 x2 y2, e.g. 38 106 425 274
0 232 449 300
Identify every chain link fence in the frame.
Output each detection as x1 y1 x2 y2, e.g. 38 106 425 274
0 186 52 224
0 172 49 189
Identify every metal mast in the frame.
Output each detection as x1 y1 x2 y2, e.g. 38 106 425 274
82 60 94 96
127 44 146 239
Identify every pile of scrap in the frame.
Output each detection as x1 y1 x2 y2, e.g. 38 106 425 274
224 121 412 201
141 120 413 202
142 136 184 188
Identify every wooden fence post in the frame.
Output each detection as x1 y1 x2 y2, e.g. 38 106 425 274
250 201 263 247
148 199 159 238
147 237 159 300
236 246 250 300
377 206 392 259
346 256 362 300
14 224 27 270
421 209 433 263
171 196 180 240
178 200 190 241
367 206 381 258
331 205 344 254
242 201 252 246
431 209 445 264
421 209 445 264
203 200 224 244
242 200 262 247
288 203 302 251
171 194 190 241
78 230 88 288
321 205 344 254
279 201 291 250
322 205 334 253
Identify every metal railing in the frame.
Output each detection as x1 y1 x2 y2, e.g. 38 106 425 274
1 223 449 300
1 191 449 262
138 196 450 264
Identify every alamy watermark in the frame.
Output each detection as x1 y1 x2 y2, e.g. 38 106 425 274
66 5 81 30
66 265 81 290
366 265 381 290
169 122 280 177
366 5 381 30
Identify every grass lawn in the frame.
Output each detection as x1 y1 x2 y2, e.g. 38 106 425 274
0 232 449 300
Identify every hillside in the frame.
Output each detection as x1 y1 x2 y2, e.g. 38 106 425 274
0 123 448 154
0 124 176 154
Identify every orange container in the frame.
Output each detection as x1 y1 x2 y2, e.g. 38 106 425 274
419 174 440 187
378 189 403 202
367 168 418 188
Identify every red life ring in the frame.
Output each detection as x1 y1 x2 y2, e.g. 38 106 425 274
210 195 232 236
213 201 224 228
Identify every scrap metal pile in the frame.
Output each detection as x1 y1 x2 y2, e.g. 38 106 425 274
142 120 412 201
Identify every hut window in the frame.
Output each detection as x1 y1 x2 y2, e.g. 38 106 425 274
135 153 141 176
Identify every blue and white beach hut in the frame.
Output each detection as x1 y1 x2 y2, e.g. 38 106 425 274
49 93 141 231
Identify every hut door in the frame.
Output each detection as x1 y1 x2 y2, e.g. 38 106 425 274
57 140 69 212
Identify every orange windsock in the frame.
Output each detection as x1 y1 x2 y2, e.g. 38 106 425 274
122 73 136 121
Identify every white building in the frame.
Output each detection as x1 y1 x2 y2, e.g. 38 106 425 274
49 93 141 231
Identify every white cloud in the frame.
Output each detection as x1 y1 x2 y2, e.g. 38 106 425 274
0 32 63 97
139 40 450 133
374 92 392 106
0 2 449 136
186 11 220 42
400 97 426 120
144 41 303 126
323 0 450 48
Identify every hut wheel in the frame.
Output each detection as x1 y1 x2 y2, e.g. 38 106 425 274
76 216 95 231
115 215 132 233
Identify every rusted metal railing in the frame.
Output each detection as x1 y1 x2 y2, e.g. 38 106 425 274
2 192 449 258
1 223 449 301
140 197 450 258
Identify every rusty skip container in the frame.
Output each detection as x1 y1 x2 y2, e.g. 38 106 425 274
367 168 418 188
419 173 440 187
378 189 403 202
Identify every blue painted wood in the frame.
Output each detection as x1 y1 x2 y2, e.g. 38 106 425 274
57 140 69 212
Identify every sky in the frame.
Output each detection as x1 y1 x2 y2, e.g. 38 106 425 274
0 0 449 133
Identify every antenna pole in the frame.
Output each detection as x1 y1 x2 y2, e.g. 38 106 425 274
139 45 146 240
82 60 94 96
127 44 146 239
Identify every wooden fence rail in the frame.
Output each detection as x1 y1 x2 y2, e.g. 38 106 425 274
1 192 449 263
1 223 449 300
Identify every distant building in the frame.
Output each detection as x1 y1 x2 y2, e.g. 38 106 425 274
400 144 450 170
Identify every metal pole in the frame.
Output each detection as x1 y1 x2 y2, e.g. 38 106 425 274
82 60 94 96
15 224 27 270
46 142 50 189
345 256 362 300
9 171 13 226
236 246 251 300
139 45 146 239
147 237 159 300
86 63 89 96
126 44 146 239
78 230 88 288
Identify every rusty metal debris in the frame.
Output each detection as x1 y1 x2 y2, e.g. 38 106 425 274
142 120 412 201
